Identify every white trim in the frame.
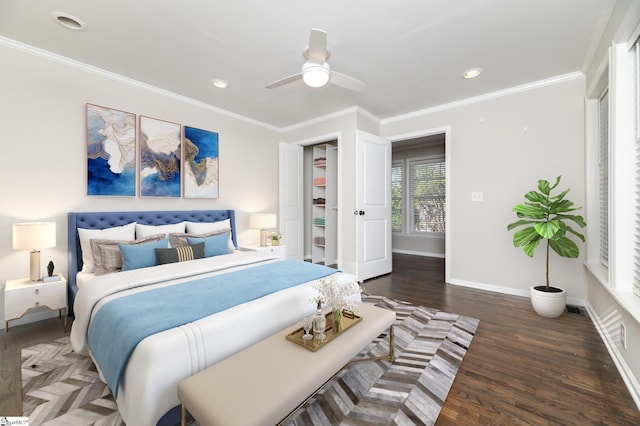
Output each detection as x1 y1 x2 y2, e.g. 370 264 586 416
387 126 452 282
587 52 610 98
0 36 281 132
391 249 445 258
587 264 640 325
392 232 445 240
586 302 640 411
286 131 341 147
609 41 637 292
279 106 379 133
448 278 586 308
381 73 584 125
585 99 605 267
286 132 344 270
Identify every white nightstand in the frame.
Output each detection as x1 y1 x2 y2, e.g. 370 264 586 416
243 244 286 258
4 275 67 341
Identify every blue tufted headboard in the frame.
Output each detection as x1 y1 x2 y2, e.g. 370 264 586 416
67 209 237 316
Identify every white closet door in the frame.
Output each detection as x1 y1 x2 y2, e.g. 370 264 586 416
278 142 304 260
355 130 392 281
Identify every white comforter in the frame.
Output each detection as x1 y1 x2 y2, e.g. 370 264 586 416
70 251 356 426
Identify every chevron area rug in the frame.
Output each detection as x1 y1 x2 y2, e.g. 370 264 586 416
22 295 479 425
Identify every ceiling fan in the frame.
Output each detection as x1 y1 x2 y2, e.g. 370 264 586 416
265 29 366 91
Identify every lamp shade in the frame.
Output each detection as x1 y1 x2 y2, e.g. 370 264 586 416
249 214 277 230
13 222 56 250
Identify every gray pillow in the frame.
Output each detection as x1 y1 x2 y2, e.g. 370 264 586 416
90 234 165 275
155 242 205 265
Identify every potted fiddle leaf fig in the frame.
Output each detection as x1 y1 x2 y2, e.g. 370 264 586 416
507 176 586 318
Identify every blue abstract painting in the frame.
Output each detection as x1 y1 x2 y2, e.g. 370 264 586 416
86 104 136 196
139 116 181 198
183 126 219 198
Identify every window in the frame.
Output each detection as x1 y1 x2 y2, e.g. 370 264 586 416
409 156 446 233
599 88 609 266
391 161 403 232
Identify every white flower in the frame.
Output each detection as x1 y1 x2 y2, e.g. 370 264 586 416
311 276 362 313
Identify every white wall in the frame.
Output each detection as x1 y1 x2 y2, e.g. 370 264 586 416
0 42 280 323
381 76 587 303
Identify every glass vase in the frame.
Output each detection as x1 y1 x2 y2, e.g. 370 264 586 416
313 300 326 341
332 307 342 334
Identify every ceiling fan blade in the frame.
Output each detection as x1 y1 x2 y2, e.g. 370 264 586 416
265 73 303 89
330 71 366 91
307 29 328 64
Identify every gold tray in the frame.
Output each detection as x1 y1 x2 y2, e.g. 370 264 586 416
286 310 362 352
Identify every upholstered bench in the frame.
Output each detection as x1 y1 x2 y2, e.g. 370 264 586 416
178 302 395 426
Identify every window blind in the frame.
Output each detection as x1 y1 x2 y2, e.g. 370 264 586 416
409 158 446 233
599 88 609 266
391 162 403 232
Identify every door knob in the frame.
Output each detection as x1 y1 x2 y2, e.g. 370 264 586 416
353 210 365 215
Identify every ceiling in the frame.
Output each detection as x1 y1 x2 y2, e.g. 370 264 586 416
0 0 615 129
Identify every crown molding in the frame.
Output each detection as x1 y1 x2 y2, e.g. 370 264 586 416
279 105 380 133
381 72 585 125
0 36 280 132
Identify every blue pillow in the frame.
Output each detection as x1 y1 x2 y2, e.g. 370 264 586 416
187 232 230 258
119 238 169 271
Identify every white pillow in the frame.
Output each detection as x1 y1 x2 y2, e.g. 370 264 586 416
185 219 235 250
136 221 186 239
78 222 136 273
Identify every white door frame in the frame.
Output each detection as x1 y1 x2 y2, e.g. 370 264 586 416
386 126 452 284
282 132 343 268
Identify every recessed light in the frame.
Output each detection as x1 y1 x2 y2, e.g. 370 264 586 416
463 68 482 79
211 79 229 89
51 12 87 31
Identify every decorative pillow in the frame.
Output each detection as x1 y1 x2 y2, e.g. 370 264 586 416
185 219 235 250
155 243 205 265
78 222 136 273
135 222 186 239
169 230 229 248
90 234 165 275
187 232 231 258
119 238 169 271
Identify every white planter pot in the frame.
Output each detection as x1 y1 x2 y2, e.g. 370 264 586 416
530 285 566 318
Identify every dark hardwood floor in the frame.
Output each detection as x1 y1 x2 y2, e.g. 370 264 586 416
364 254 640 425
1 253 639 425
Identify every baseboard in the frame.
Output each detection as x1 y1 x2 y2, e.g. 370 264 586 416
585 303 640 411
391 249 445 258
447 278 587 307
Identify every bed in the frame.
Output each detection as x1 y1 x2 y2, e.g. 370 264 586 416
67 209 357 426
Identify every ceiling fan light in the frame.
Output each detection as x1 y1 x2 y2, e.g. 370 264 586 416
302 62 330 88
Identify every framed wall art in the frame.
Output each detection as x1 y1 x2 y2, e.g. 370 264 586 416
86 104 136 196
183 125 219 199
139 116 181 198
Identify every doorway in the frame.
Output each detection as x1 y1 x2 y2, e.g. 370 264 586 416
390 130 448 259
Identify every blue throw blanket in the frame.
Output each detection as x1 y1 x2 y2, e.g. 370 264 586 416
87 259 337 397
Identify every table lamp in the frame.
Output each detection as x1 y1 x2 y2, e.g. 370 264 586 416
13 222 56 282
249 214 277 247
